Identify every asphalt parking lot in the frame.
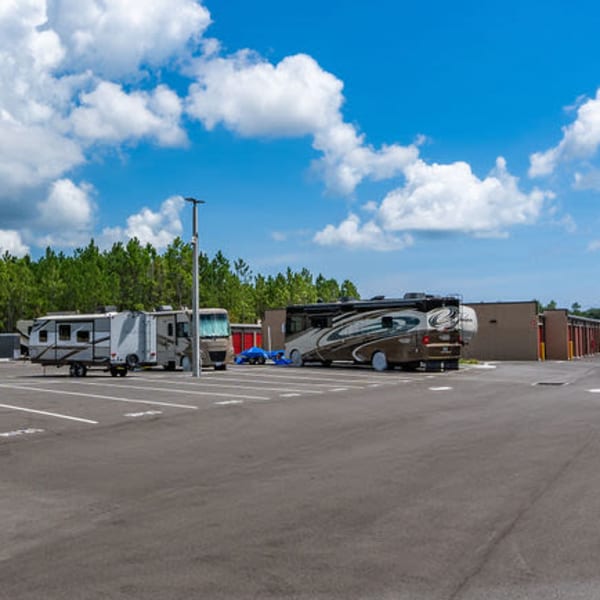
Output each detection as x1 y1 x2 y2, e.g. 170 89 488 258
2 357 600 599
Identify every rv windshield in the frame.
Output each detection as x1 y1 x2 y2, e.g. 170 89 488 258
200 313 230 338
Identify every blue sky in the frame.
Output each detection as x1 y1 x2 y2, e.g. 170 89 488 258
2 1 600 309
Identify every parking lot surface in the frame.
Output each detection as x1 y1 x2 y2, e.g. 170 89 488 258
2 358 600 599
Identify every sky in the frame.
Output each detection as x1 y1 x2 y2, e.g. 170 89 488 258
1 1 600 309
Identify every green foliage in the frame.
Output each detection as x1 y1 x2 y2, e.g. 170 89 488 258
0 239 361 330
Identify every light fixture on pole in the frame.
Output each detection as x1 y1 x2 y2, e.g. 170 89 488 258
184 197 205 378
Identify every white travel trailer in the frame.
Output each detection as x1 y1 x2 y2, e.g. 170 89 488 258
29 311 157 377
150 307 233 371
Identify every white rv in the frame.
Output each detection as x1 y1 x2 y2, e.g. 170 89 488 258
29 311 157 377
150 307 233 371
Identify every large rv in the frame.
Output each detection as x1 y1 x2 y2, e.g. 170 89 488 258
151 307 233 371
29 311 156 377
285 294 466 371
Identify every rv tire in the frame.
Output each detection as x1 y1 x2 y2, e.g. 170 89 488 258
126 354 139 369
110 367 118 377
70 363 86 377
372 351 388 372
118 368 127 377
290 349 303 367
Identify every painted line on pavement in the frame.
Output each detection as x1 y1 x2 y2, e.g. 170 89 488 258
1 427 45 437
0 383 198 410
429 386 453 391
154 378 325 395
124 410 163 417
214 400 244 406
0 403 98 424
71 380 270 402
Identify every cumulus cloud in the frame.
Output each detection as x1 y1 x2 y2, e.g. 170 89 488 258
100 195 184 250
187 51 418 194
71 81 186 146
314 214 414 251
0 230 30 257
35 179 96 247
380 157 549 234
529 89 600 177
0 119 84 195
46 0 211 79
0 0 205 249
315 158 552 250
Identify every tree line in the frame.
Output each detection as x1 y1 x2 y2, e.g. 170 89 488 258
0 238 360 332
537 300 600 320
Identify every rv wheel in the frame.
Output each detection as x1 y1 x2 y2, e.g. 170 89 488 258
290 349 303 367
70 363 86 377
126 354 139 369
372 351 388 372
110 367 118 377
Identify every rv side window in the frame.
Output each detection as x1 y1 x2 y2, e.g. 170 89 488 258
176 321 189 338
310 315 331 329
382 316 394 329
58 324 71 341
39 330 48 342
77 330 90 343
168 323 174 337
286 314 306 334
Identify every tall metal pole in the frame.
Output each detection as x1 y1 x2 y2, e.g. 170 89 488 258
185 197 205 378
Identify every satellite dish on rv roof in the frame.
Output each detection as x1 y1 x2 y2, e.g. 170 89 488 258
370 295 385 300
403 292 426 299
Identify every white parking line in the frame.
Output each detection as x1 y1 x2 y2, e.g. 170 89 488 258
0 427 45 437
0 403 98 424
124 410 163 417
0 383 198 410
232 370 392 386
214 400 244 406
70 381 270 402
429 387 453 391
145 378 325 395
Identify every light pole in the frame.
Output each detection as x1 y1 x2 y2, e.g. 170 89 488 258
184 197 205 378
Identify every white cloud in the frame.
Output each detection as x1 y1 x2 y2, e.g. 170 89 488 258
35 179 96 247
379 157 549 235
588 240 600 252
0 0 203 246
100 195 184 250
187 52 343 137
187 51 418 194
315 158 552 250
71 81 186 147
46 0 211 79
529 89 600 177
0 119 84 195
314 213 415 251
0 230 29 257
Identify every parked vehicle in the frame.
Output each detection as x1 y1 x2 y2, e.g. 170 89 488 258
150 307 233 371
285 293 465 371
29 311 157 377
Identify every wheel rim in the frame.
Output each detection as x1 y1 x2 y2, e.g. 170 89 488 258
372 351 387 372
290 350 302 367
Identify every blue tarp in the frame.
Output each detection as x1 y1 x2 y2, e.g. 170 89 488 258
235 347 291 365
